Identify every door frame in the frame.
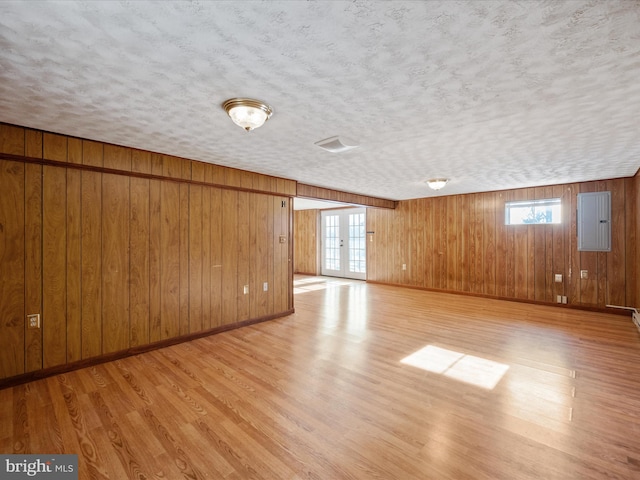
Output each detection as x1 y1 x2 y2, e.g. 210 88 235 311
320 207 367 280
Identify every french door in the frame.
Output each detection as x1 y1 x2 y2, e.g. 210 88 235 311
321 208 366 280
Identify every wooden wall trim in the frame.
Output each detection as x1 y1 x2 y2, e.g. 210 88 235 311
297 182 396 209
0 152 293 198
0 308 294 390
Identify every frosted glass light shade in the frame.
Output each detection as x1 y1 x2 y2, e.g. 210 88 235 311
426 178 449 190
223 98 273 131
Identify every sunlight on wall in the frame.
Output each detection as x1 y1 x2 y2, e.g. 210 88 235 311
401 345 510 390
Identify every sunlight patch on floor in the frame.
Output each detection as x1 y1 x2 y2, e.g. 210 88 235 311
293 277 353 295
401 345 510 390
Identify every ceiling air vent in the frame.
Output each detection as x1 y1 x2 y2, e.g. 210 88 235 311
314 136 359 153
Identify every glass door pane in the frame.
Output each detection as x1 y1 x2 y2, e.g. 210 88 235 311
322 214 342 276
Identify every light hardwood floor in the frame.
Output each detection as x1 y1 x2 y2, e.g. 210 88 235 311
2 276 640 479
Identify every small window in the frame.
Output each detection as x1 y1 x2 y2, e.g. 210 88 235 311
505 198 561 225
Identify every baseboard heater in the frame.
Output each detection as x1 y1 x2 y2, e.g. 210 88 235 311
606 305 640 333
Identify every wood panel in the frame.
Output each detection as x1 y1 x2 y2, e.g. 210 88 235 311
102 172 130 354
366 209 377 281
189 184 203 333
495 192 507 297
433 197 445 289
131 149 151 174
25 129 42 158
82 140 103 167
25 164 43 372
210 188 223 328
472 194 484 294
43 165 67 368
273 196 290 313
460 196 471 292
525 188 536 300
201 184 212 330
533 187 547 301
626 174 638 306
266 195 276 314
160 180 180 339
625 170 640 305
130 176 150 346
446 196 458 290
293 209 319 275
148 178 162 343
0 124 25 154
251 193 270 319
543 186 555 302
237 191 250 322
608 179 626 306
504 190 516 298
104 144 131 171
222 190 238 325
412 199 424 286
179 183 190 335
0 160 25 378
552 185 566 300
366 178 634 308
66 167 82 362
43 132 68 162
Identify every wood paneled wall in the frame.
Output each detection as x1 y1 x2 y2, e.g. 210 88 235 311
294 209 319 275
632 170 640 307
0 124 293 381
368 179 638 308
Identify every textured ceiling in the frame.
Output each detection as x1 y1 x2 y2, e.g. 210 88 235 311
1 0 639 201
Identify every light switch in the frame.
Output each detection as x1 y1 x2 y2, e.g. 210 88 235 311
554 274 563 283
580 270 588 279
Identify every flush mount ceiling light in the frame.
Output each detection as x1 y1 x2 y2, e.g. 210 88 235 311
426 178 449 190
222 98 273 131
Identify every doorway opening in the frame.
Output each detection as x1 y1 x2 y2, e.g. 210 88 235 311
321 208 366 280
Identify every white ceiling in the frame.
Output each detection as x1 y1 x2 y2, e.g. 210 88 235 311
1 1 639 201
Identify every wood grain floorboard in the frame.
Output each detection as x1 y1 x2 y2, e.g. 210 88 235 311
2 275 640 479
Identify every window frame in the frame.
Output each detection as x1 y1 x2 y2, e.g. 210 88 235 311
504 198 562 225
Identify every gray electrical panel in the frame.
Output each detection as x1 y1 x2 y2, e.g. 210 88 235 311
577 191 611 252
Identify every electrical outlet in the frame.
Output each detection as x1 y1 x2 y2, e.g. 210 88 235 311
243 285 249 295
562 296 568 304
402 264 406 271
580 270 588 279
554 274 563 283
263 282 268 292
27 313 40 329
556 295 562 303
